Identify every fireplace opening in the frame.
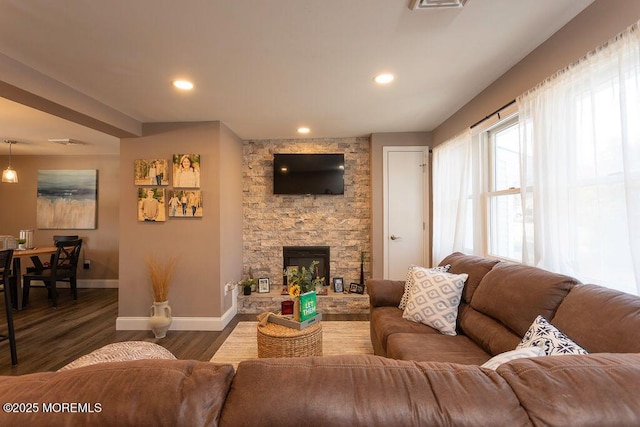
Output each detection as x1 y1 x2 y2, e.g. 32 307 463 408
283 246 330 288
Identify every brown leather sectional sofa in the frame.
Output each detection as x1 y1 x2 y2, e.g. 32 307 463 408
0 252 639 426
369 252 640 362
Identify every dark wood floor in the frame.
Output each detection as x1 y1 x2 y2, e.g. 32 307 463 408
0 288 368 376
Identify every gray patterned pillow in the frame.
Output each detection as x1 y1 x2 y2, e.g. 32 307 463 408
516 315 588 356
402 269 467 336
398 264 451 310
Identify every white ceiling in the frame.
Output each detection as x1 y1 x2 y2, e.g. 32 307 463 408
0 0 594 155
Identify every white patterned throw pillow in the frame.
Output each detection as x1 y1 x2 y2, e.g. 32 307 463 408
516 315 588 356
402 269 467 336
480 346 546 370
398 264 451 310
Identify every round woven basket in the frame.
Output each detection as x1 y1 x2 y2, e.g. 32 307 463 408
257 322 323 358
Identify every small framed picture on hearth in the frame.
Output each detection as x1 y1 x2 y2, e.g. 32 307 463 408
258 278 270 293
349 282 359 293
333 277 344 293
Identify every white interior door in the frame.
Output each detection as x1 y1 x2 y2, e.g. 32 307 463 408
383 146 429 280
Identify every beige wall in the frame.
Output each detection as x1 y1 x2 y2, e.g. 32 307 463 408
118 121 243 325
432 0 640 146
219 123 244 312
370 132 431 278
243 137 371 286
0 154 120 282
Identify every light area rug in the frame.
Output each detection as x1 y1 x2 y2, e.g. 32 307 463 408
210 321 373 368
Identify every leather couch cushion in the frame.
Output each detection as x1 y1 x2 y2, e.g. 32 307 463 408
459 304 522 355
497 354 640 426
386 333 491 365
0 360 234 427
439 252 501 303
470 262 578 337
370 306 439 356
221 355 531 427
551 284 640 353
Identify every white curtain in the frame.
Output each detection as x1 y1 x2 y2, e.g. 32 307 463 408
518 21 640 295
432 130 476 265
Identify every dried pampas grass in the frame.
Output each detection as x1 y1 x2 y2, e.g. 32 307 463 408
146 255 178 302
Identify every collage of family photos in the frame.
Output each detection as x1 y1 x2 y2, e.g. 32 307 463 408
134 155 202 222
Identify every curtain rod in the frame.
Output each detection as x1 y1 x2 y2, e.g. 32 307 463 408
469 99 516 129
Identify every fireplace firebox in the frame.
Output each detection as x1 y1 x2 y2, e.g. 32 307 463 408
283 246 330 287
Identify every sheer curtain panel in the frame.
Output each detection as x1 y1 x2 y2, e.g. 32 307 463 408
432 130 477 265
517 21 640 295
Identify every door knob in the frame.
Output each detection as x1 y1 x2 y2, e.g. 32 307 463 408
390 235 400 240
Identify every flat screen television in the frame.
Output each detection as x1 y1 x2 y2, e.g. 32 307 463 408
273 153 344 195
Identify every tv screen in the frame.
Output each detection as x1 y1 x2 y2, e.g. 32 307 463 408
273 154 344 195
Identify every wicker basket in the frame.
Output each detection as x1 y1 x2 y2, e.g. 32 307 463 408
257 322 323 358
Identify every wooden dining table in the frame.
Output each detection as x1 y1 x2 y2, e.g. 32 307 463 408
11 246 57 309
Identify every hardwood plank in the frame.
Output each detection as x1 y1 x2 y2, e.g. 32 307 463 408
0 288 368 376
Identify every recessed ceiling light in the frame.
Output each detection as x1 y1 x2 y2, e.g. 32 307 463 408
172 80 194 90
297 127 310 134
374 73 395 84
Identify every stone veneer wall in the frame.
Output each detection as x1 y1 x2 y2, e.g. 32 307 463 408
243 137 371 287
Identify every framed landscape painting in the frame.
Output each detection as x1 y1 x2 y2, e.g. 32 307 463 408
37 170 97 229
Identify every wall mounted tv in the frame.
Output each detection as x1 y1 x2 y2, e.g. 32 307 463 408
273 153 345 195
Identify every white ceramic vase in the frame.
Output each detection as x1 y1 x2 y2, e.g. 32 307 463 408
150 300 172 338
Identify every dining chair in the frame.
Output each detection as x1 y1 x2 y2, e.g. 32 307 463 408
28 235 80 274
0 249 17 365
22 239 83 308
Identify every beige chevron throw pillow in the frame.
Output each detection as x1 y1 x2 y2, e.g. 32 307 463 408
402 269 468 336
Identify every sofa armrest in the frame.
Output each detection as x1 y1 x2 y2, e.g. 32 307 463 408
367 279 405 307
0 360 234 427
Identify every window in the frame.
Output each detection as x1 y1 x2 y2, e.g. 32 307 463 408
486 118 523 261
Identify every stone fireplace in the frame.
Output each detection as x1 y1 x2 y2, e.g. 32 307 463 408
283 246 330 287
242 137 371 287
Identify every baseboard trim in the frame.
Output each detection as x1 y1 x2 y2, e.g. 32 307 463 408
116 316 228 331
31 279 119 289
116 287 238 332
78 279 119 288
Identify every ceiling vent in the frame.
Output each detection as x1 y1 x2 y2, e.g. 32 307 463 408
409 0 468 10
48 138 81 145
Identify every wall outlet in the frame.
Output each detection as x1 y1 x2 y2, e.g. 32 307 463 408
83 260 90 269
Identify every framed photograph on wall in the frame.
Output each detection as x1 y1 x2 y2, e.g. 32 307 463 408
137 188 166 222
333 277 344 293
167 190 203 218
173 154 201 188
134 159 168 186
258 278 270 293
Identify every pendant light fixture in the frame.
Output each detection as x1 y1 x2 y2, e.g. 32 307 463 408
2 140 18 183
